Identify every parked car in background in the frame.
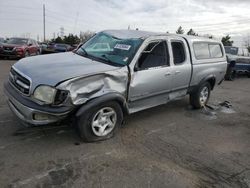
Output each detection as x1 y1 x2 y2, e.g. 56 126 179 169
224 46 250 80
54 43 73 52
4 30 227 142
44 43 73 53
0 38 40 59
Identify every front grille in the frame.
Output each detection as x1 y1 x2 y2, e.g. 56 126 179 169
9 68 31 95
4 46 14 51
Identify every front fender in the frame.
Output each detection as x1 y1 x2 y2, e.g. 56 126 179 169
56 68 128 106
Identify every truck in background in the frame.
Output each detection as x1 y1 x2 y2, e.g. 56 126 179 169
224 46 250 80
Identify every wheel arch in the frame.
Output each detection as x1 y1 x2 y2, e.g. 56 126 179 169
75 93 128 118
199 75 216 90
189 75 216 94
24 48 29 55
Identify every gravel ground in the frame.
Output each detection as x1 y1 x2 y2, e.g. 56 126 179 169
0 59 249 188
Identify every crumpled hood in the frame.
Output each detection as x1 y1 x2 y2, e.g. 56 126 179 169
13 52 120 91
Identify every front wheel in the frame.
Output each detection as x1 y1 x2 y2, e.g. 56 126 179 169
190 82 211 109
76 101 123 142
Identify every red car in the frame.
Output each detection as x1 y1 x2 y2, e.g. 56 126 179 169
0 38 40 59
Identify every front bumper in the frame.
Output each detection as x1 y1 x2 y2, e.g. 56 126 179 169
4 81 73 126
0 50 24 58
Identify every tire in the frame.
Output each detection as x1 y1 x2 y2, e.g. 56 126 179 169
227 70 236 81
190 82 211 109
76 101 123 142
225 68 236 81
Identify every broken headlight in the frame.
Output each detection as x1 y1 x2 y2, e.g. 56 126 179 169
54 90 69 105
33 85 69 105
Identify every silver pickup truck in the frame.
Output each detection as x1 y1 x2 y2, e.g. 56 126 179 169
4 30 227 142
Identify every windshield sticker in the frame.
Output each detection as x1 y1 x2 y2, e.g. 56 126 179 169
114 44 131 50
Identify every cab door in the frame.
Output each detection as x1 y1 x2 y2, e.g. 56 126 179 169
128 39 173 113
168 37 192 99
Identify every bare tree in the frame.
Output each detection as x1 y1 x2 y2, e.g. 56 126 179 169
80 31 95 43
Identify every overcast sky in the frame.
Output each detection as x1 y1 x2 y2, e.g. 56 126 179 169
1 0 250 46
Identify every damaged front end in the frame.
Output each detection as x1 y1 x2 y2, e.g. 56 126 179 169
57 68 128 107
4 67 128 126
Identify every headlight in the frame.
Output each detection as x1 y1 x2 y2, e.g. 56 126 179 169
33 85 57 104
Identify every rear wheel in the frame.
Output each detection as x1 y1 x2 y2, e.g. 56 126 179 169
76 101 123 142
190 82 211 109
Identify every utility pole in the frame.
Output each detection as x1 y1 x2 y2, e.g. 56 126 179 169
43 4 45 42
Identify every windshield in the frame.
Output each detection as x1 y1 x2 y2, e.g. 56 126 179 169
6 38 28 45
224 46 238 55
77 32 143 66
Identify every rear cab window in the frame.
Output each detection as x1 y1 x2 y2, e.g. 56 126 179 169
193 42 223 60
209 44 223 58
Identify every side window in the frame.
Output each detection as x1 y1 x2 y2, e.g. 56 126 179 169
209 44 223 58
137 41 169 70
194 43 210 59
171 41 186 65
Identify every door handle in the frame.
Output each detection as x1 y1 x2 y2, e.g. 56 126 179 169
175 71 181 75
164 72 171 77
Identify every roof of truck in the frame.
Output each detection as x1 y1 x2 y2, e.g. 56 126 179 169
103 29 220 43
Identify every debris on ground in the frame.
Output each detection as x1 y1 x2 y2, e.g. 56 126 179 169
186 101 236 120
